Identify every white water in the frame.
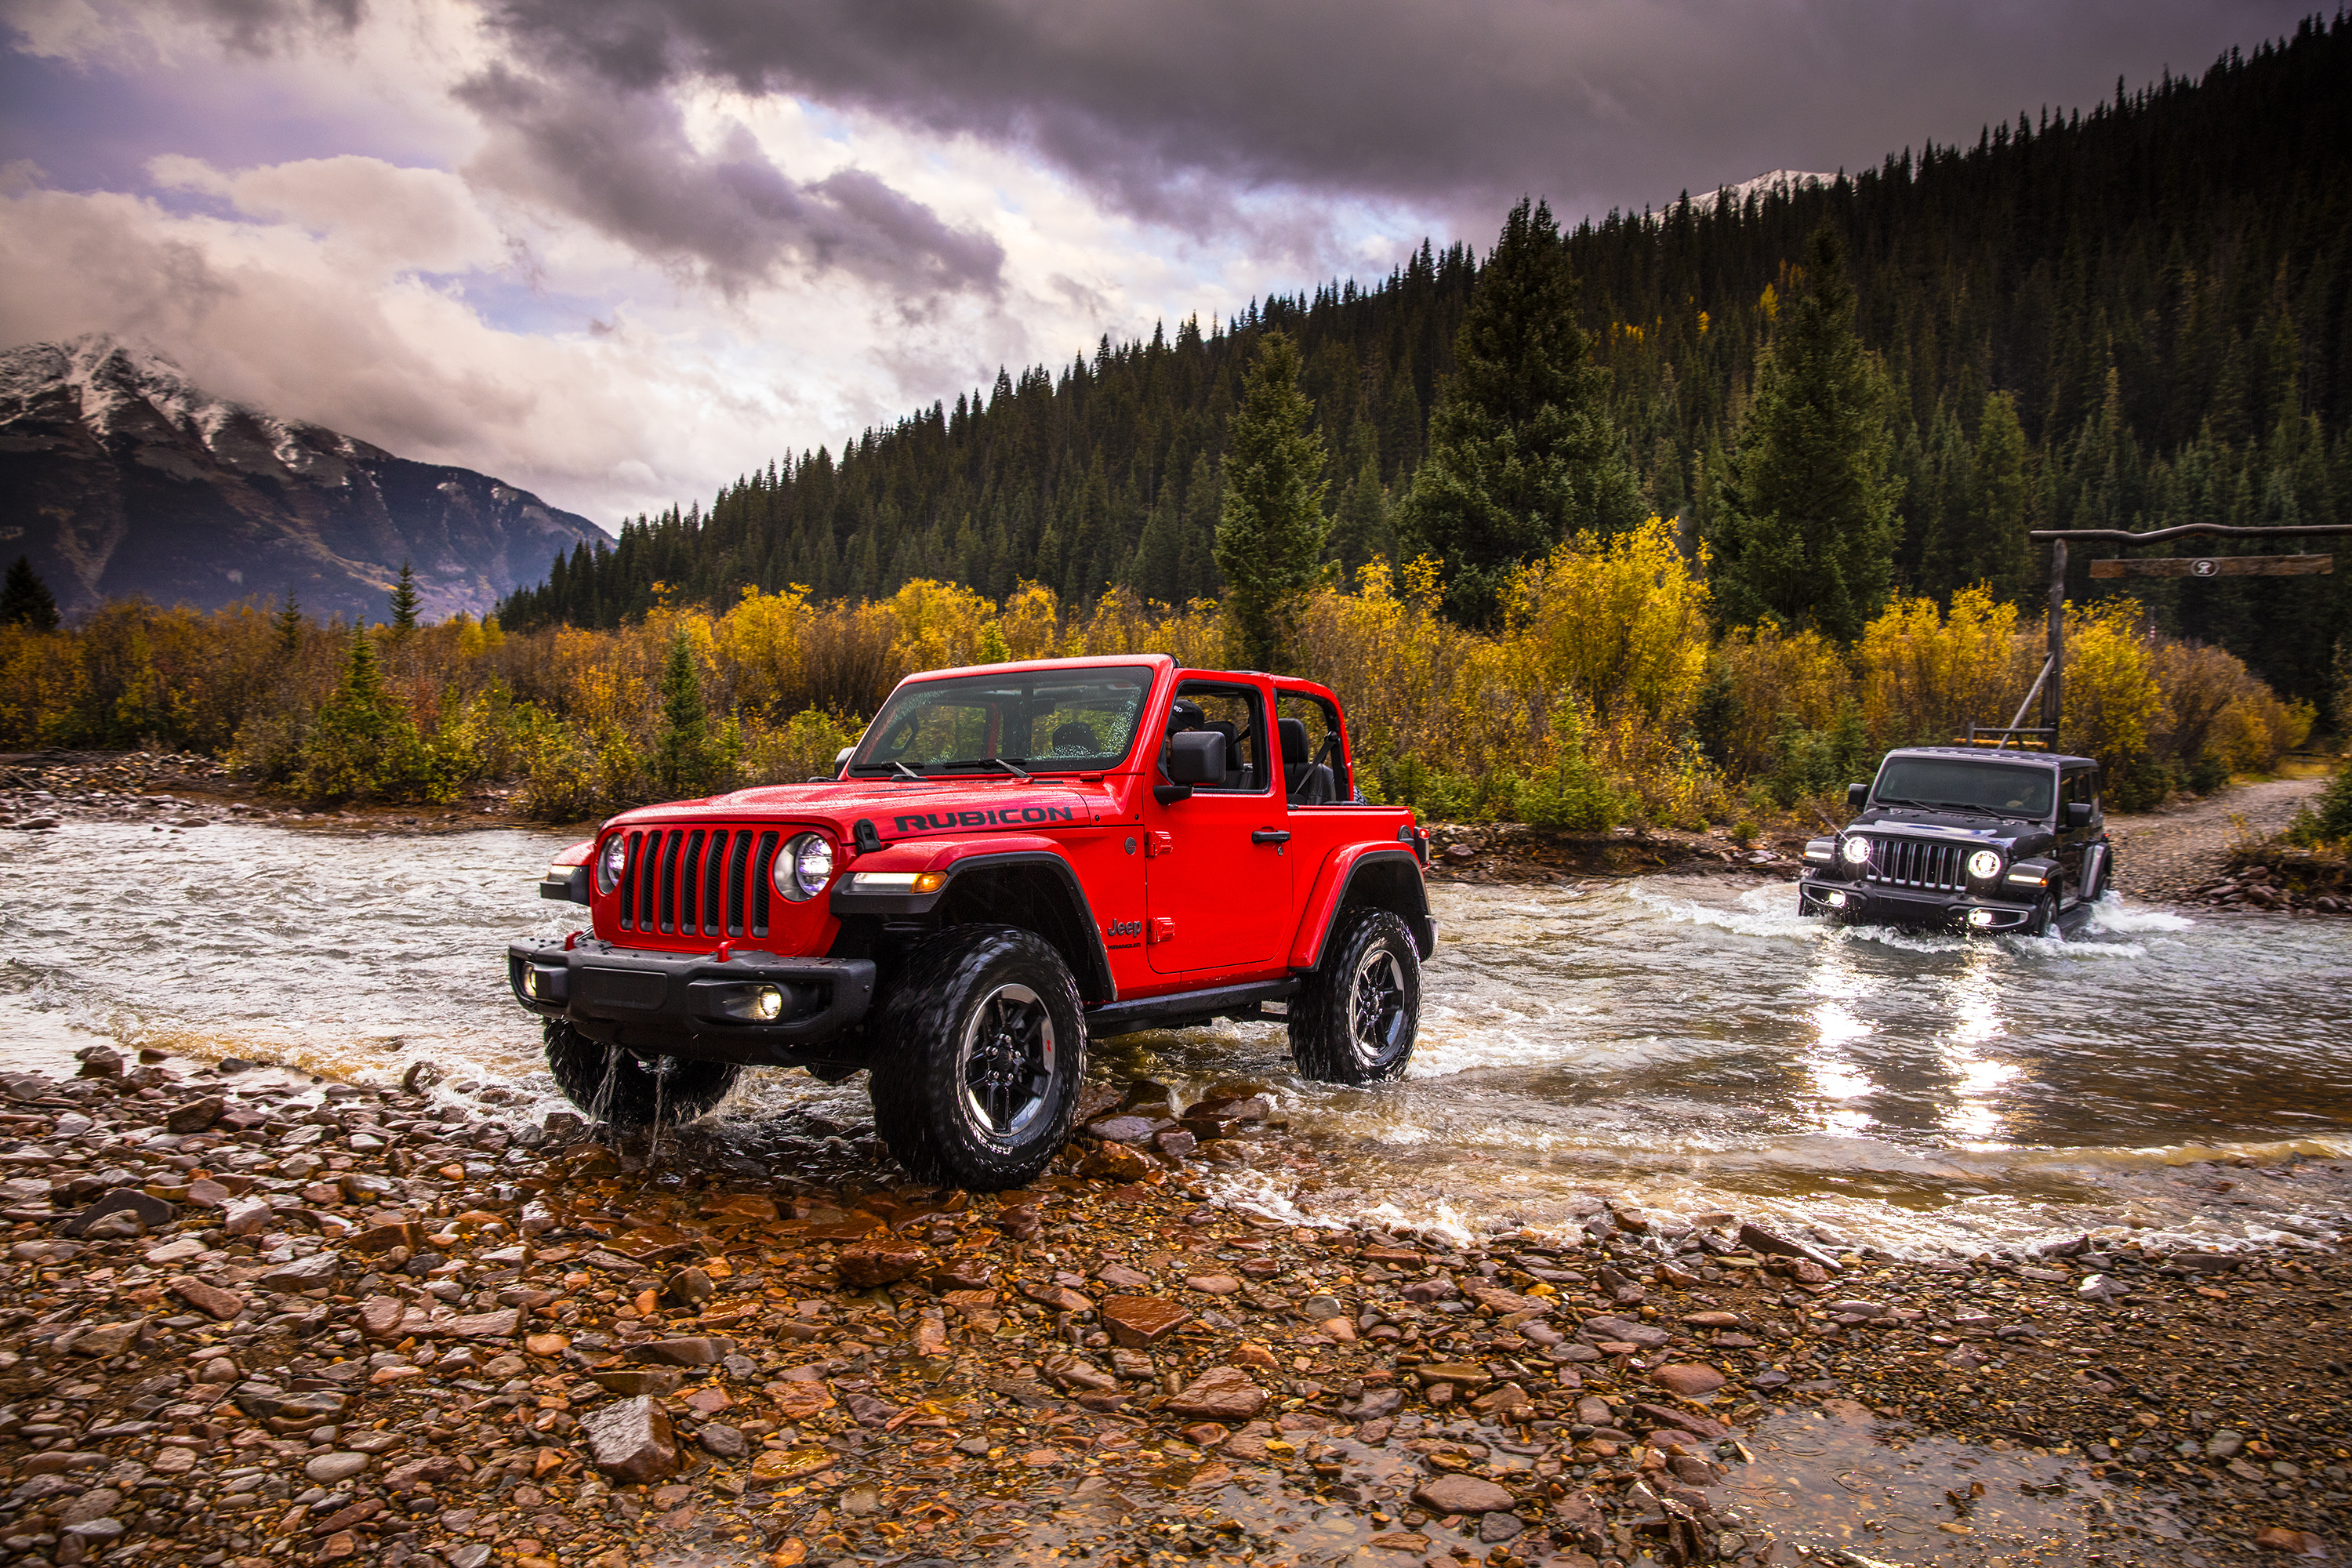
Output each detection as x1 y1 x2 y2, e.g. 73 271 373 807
5 822 2347 1254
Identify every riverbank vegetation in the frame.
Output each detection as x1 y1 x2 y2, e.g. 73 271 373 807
0 545 2311 824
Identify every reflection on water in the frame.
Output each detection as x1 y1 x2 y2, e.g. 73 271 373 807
3 822 2350 1252
1726 1399 2181 1564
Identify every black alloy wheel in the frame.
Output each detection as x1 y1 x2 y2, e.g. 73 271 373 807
1290 907 1419 1085
870 926 1086 1190
543 1021 741 1131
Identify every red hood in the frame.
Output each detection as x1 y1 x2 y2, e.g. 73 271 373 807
603 776 1121 846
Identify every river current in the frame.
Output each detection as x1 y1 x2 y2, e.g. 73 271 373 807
5 819 2348 1255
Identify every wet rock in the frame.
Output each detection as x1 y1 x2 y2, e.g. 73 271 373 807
1102 1296 1191 1347
164 1095 224 1134
67 1321 143 1357
837 1241 928 1287
74 1045 124 1079
661 1265 716 1307
1651 1363 1727 1397
1080 1143 1152 1182
1153 1128 1197 1158
1088 1116 1162 1144
580 1396 678 1484
699 1423 747 1458
1739 1221 1842 1272
2254 1527 2328 1556
1477 1511 1525 1543
1413 1474 1515 1515
1185 1273 1242 1296
1168 1367 1269 1421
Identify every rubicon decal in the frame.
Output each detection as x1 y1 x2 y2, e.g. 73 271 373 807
891 804 1079 834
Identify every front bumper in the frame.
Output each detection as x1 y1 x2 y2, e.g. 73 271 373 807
507 937 875 1066
1795 874 2040 932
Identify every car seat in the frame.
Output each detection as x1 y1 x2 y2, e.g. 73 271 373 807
1051 720 1097 755
1279 717 1336 804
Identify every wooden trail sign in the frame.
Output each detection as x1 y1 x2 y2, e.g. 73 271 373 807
2088 554 2332 579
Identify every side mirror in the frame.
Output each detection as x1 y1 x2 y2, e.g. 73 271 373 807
1167 730 1225 786
833 746 855 775
2067 800 2093 830
1847 782 1869 811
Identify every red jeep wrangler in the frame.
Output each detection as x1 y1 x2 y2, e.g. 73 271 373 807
511 655 1434 1189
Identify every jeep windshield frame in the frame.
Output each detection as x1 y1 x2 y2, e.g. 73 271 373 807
1869 757 2056 820
848 665 1157 778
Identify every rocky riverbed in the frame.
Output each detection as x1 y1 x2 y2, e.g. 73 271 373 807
0 1046 2344 1568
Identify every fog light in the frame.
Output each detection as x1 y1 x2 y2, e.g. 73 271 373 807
1967 908 1994 928
521 967 542 999
1825 891 1846 908
753 984 784 1022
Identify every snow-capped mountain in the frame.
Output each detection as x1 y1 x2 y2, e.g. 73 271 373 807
1673 169 1836 218
0 335 604 624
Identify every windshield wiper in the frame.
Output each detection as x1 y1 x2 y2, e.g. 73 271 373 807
972 757 1030 779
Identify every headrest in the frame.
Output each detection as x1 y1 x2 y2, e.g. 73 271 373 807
1279 717 1311 764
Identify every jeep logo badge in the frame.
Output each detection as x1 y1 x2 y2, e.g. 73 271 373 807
1106 920 1142 938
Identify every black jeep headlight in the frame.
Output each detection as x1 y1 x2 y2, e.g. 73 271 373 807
774 832 834 902
596 835 627 895
1967 849 2003 881
1839 837 1870 867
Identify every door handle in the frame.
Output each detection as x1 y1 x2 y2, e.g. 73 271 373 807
1251 829 1291 845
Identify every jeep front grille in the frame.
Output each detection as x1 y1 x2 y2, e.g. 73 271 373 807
616 827 784 938
1861 836 1966 893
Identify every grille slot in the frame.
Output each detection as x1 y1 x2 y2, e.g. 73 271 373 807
1862 835 1966 892
616 826 791 940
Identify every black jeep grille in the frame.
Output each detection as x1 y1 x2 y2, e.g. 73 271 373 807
616 826 783 938
1861 836 1967 893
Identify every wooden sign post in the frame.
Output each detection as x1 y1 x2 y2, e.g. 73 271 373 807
2088 555 2332 579
2023 522 2352 742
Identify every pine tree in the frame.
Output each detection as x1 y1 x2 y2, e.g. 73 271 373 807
1967 390 2032 601
1400 198 1641 626
388 561 421 633
655 631 713 798
0 557 60 630
1215 331 1330 672
1708 226 1900 641
274 590 303 656
300 637 420 802
1328 445 1396 585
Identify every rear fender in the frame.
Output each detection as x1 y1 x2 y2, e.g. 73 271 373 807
1290 845 1433 971
829 836 1115 1004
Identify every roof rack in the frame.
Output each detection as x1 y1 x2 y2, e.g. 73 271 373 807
1960 726 2053 750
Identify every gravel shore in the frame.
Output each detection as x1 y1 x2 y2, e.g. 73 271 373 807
0 1047 2344 1568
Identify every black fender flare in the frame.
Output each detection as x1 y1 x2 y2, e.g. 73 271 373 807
1295 847 1434 970
832 850 1117 1004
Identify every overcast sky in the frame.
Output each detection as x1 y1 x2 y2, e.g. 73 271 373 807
0 0 2315 530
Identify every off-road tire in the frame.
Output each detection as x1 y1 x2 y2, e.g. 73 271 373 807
543 1021 740 1131
869 926 1086 1191
1290 907 1419 1085
2024 891 2059 938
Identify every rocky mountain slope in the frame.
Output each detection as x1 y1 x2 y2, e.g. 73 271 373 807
0 336 604 624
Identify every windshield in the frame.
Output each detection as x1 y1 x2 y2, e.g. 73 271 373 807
851 666 1155 776
1871 757 2054 818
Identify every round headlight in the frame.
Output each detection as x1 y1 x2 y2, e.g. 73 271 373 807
775 832 834 902
1839 837 1870 866
1968 849 2003 880
596 835 627 895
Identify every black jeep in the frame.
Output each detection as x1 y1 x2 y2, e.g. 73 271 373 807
1796 746 2116 935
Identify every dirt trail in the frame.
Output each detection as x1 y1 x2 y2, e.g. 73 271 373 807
2105 775 2328 901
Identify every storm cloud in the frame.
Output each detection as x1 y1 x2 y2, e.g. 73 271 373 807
455 60 1004 296
474 0 2318 228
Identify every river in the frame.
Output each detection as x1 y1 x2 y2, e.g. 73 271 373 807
5 819 2348 1256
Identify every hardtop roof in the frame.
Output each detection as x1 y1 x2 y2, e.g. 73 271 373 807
1880 746 2098 769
